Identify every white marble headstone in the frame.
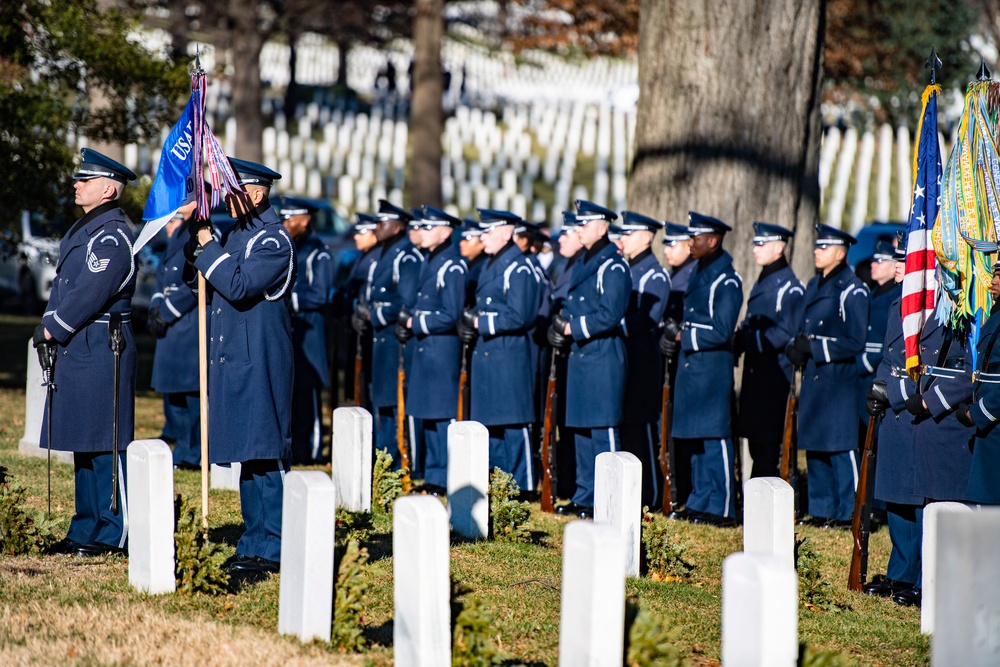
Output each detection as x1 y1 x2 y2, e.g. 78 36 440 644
278 471 336 643
593 451 642 577
210 462 241 491
447 421 489 539
19 340 73 464
921 501 973 636
127 439 175 594
742 477 794 569
331 407 373 512
721 552 798 667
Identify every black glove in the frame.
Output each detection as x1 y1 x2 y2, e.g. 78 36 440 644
551 313 572 338
732 329 746 361
956 402 975 427
351 302 371 334
905 393 930 417
458 308 478 345
32 323 51 348
785 334 812 367
394 308 413 343
659 331 678 359
661 318 682 340
547 322 567 349
183 234 204 266
147 306 169 339
865 380 890 416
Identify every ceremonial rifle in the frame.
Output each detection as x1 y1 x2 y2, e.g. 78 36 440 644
108 313 124 515
457 343 469 421
659 360 673 514
780 365 801 484
849 409 880 591
396 342 412 492
353 331 365 408
39 342 57 518
539 349 559 513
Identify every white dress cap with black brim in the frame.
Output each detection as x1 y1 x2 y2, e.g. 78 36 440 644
73 147 137 183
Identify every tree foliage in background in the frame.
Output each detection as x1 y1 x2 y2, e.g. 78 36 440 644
502 0 639 55
0 0 186 223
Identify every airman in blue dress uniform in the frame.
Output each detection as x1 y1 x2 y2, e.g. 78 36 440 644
459 220 487 307
551 201 632 518
352 201 423 463
396 206 467 494
38 148 137 557
339 213 379 408
187 158 296 575
735 222 804 478
785 224 869 526
459 209 540 491
858 239 902 422
617 211 670 507
149 200 201 470
661 213 743 525
278 196 334 464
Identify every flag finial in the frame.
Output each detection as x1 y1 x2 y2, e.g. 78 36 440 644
193 46 204 75
978 57 992 82
925 48 942 85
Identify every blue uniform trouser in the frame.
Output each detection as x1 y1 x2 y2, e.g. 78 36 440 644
291 388 323 464
374 406 422 474
680 437 736 519
164 392 200 467
886 502 923 586
236 459 288 562
487 424 535 493
67 451 128 549
569 427 620 508
421 418 453 489
805 450 858 521
619 422 661 508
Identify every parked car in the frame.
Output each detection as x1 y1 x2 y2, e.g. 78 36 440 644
0 210 67 313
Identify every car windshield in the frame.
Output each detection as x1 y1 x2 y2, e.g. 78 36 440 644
28 210 74 239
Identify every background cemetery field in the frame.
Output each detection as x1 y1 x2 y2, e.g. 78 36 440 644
0 313 929 666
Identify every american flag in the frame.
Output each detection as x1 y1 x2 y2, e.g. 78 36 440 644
903 84 942 378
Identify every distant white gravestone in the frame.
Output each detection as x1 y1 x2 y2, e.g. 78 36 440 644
447 421 489 539
127 439 175 595
394 496 450 667
331 407 372 512
558 521 626 666
278 471 336 643
721 552 798 667
921 501 974 635
19 340 73 464
593 451 642 577
210 463 241 491
742 477 795 569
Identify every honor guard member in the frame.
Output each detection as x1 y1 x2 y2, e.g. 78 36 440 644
785 224 869 526
550 200 631 518
459 220 487 307
278 196 334 464
353 201 423 462
338 212 380 408
397 206 467 494
38 148 137 557
858 239 902 422
186 157 295 575
734 222 804 478
617 211 670 507
149 200 201 470
459 209 540 491
660 213 742 525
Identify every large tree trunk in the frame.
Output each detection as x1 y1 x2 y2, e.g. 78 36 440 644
409 0 444 207
630 0 824 283
229 0 264 164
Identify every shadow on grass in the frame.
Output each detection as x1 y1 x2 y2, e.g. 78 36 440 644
364 618 393 648
209 522 244 547
360 531 393 562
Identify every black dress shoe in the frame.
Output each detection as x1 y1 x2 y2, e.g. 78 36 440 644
862 576 912 598
577 506 594 520
823 519 852 530
73 543 127 557
227 556 280 574
667 507 697 522
796 516 828 527
691 513 736 527
556 502 587 516
892 587 922 607
223 552 251 570
48 538 84 555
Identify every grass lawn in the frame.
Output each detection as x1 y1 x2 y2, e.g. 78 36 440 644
0 313 928 666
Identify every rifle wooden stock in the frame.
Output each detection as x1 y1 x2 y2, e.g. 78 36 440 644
397 344 412 492
780 366 801 483
539 350 559 513
849 412 879 592
659 362 673 514
457 344 468 422
353 334 364 408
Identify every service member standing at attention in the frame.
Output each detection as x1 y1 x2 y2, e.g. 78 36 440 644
459 219 487 306
148 200 201 470
785 224 869 527
396 206 467 495
186 158 296 575
278 197 333 465
858 239 902 423
38 148 137 557
617 211 670 507
459 209 540 491
734 222 804 478
337 213 380 408
550 201 631 518
660 213 742 525
351 201 423 462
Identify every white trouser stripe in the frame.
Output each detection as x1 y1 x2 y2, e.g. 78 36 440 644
409 416 418 470
646 424 659 503
720 440 731 519
849 450 859 491
522 427 534 490
608 428 617 453
311 391 322 460
117 456 129 549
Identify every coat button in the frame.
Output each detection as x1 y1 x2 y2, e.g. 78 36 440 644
484 352 489 358
220 357 225 364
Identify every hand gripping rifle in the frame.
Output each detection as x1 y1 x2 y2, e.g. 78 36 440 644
849 399 882 591
38 341 58 518
108 313 124 515
539 349 559 513
396 341 412 492
659 360 673 514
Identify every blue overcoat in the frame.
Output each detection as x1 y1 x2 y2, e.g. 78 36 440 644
150 223 199 395
563 239 631 428
470 242 539 425
672 251 743 440
857 281 901 421
290 232 333 389
366 234 423 408
41 201 136 453
407 244 467 420
966 308 1000 504
193 203 296 464
797 264 869 452
465 253 487 308
622 250 670 424
736 260 804 442
665 258 696 324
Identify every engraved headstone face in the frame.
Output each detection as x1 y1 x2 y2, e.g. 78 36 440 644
331 407 373 512
127 439 175 595
922 501 974 635
594 451 642 577
742 477 795 569
721 552 798 667
278 471 336 643
447 421 489 539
